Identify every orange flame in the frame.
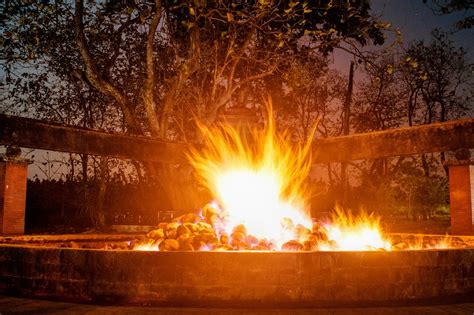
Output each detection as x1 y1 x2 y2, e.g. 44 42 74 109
188 106 313 246
319 207 392 251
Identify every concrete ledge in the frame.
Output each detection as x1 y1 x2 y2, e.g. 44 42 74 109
0 245 473 307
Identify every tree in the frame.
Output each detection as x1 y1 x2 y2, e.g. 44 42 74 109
1 0 388 220
400 30 473 174
423 0 474 30
344 30 472 219
272 52 346 141
2 0 386 138
402 30 473 124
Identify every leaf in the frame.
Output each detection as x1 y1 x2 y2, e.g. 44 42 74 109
386 64 393 75
185 21 195 29
189 7 195 16
376 22 391 29
227 12 234 22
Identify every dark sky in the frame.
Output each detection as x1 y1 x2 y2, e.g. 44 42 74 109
373 0 472 48
331 0 473 73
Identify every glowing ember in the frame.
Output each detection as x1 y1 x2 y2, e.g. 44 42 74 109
406 234 452 250
134 243 159 251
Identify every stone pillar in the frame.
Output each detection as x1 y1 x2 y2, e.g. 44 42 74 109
447 157 473 235
0 159 29 235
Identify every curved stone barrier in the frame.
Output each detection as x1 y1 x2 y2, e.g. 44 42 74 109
0 244 473 307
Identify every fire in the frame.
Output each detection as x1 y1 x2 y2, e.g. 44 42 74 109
318 208 392 251
134 243 159 251
188 107 313 247
184 106 390 251
133 106 461 252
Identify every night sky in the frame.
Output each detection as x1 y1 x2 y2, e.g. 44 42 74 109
332 0 473 73
377 0 472 48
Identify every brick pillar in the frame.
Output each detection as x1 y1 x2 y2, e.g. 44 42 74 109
447 160 473 235
0 160 28 235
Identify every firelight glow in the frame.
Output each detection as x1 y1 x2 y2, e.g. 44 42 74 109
320 208 392 251
188 106 313 246
187 105 392 250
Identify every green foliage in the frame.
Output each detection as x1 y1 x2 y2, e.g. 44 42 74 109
393 158 449 219
1 0 385 139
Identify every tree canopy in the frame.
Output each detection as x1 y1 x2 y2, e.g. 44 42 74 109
1 0 387 140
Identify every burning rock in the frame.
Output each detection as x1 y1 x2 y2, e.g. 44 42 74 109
303 239 318 251
131 205 397 252
177 225 191 238
220 233 229 245
232 224 247 236
282 240 304 251
159 239 180 251
146 228 164 240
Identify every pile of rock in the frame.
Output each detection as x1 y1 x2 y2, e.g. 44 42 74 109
130 204 329 251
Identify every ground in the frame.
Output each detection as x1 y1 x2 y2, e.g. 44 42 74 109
1 295 474 315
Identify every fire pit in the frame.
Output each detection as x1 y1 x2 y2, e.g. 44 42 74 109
1 234 473 307
2 111 472 307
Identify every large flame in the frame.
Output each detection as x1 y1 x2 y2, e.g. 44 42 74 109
188 107 313 246
131 107 463 251
187 106 394 250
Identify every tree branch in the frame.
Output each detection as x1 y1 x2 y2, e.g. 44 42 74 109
74 0 139 133
142 0 162 137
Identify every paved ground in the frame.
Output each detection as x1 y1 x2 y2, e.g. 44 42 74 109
1 295 474 315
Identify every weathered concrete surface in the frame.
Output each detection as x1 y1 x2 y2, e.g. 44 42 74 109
1 114 472 164
0 245 473 307
0 114 188 164
1 295 474 314
311 119 474 163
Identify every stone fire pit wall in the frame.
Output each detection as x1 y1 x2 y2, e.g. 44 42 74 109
0 245 473 307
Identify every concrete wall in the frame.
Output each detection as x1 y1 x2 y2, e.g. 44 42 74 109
0 245 473 307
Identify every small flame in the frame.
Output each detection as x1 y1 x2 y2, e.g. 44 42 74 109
407 234 452 250
319 208 392 251
134 243 159 251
